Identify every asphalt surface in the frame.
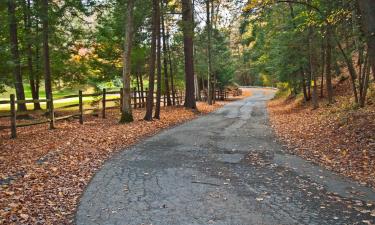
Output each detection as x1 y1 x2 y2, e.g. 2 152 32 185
76 88 375 225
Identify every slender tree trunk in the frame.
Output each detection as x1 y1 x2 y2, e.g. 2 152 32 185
8 0 27 112
120 0 135 123
320 37 325 97
144 0 158 120
161 0 171 106
211 0 216 104
192 0 200 102
194 71 200 101
357 0 375 80
136 71 141 107
325 26 334 104
169 54 176 106
154 0 162 119
301 71 308 102
24 0 41 110
336 39 359 104
289 3 309 102
182 0 196 109
35 2 41 106
206 0 213 105
167 35 176 106
359 50 370 107
139 73 145 107
41 0 53 115
307 23 318 108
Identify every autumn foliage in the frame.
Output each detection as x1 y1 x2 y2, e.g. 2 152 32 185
268 79 375 189
0 99 240 224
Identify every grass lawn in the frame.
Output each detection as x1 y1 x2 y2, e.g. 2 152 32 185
0 83 124 112
0 94 121 113
0 84 80 100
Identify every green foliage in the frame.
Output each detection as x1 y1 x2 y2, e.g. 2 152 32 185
274 82 291 99
195 27 236 89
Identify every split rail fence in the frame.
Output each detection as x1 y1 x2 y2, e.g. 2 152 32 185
0 88 186 139
0 88 237 139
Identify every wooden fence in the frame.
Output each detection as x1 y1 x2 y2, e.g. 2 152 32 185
0 88 186 139
0 87 238 139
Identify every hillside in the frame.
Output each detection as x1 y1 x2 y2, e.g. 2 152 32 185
268 79 375 189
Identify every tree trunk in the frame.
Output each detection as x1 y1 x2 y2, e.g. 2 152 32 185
182 0 196 109
325 26 334 104
144 0 158 120
166 29 176 106
357 0 375 80
120 0 135 123
336 39 359 104
301 71 308 102
41 0 53 116
24 0 41 110
206 0 213 105
8 0 27 112
320 37 325 98
309 27 318 109
169 53 176 106
154 0 162 119
139 72 145 107
35 3 41 107
161 0 171 106
359 50 370 107
136 71 141 107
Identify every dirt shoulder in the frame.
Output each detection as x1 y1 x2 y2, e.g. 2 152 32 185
267 80 375 190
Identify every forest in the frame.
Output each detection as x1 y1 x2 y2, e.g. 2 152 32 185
0 0 375 224
1 0 374 115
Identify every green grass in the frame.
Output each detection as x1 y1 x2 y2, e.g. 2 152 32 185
0 84 78 100
0 80 151 113
0 94 121 113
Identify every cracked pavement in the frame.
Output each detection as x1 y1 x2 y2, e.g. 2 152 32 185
76 88 375 225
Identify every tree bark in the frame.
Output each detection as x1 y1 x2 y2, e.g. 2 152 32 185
320 37 325 97
41 0 54 116
357 0 375 80
144 0 158 120
169 49 176 106
136 71 141 107
182 0 196 109
139 72 145 107
24 0 41 110
309 27 318 109
166 28 176 106
154 0 162 119
8 0 27 112
301 71 308 102
206 0 213 105
359 50 370 107
161 0 172 106
120 0 135 123
325 26 334 104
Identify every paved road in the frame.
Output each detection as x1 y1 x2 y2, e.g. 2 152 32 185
76 88 375 225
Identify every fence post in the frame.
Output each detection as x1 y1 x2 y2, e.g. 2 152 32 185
79 90 83 124
102 88 106 118
120 88 123 112
133 87 137 109
49 97 55 129
10 94 16 139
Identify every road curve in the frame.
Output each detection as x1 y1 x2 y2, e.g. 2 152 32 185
76 88 375 225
